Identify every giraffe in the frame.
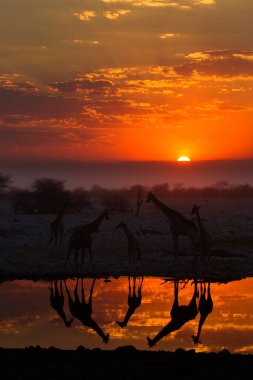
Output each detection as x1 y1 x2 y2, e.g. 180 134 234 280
191 205 212 260
64 278 109 343
116 221 141 272
48 279 73 327
65 209 109 270
192 282 213 344
49 199 68 254
147 280 199 347
116 276 144 328
146 192 198 260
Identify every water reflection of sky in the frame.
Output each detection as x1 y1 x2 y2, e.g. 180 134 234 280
0 278 252 353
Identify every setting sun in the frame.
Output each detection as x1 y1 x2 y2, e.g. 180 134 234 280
177 156 191 162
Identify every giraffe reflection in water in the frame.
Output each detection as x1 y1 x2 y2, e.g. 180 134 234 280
192 282 213 344
116 276 144 328
48 277 214 348
48 279 73 327
147 280 199 347
64 278 109 344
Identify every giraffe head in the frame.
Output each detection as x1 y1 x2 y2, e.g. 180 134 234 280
192 335 201 345
191 204 201 215
103 333 110 344
65 318 74 328
146 192 155 203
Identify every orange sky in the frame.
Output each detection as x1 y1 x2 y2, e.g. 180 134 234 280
1 1 253 161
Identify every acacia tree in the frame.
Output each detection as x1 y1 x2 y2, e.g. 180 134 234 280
31 178 69 213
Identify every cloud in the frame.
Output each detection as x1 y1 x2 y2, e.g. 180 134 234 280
50 79 114 93
175 50 253 77
104 9 131 19
0 85 83 119
1 49 253 160
160 33 178 39
102 0 216 7
73 10 96 21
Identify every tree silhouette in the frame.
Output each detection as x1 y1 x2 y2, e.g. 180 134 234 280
31 178 69 214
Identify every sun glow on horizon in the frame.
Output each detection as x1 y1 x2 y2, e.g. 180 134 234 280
177 156 191 162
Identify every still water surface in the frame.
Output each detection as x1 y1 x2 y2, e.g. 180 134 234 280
0 277 252 353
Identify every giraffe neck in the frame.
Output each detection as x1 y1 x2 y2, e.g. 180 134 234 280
87 212 106 233
122 225 133 242
150 195 180 221
82 316 108 341
121 303 138 326
195 210 205 234
149 319 180 346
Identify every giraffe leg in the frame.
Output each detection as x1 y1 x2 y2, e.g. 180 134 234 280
74 250 79 271
81 248 85 266
64 248 72 266
89 278 96 307
190 235 198 261
172 232 179 262
88 245 94 272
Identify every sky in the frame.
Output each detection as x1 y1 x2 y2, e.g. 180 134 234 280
1 0 253 162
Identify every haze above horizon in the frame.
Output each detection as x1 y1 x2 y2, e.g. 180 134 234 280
2 158 253 189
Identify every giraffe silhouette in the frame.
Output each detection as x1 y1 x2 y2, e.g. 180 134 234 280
146 193 198 260
116 276 144 328
116 221 141 273
64 278 109 343
49 199 68 255
147 280 199 347
192 282 213 344
48 279 73 327
65 210 109 270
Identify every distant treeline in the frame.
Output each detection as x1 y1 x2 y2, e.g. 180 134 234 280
1 171 253 214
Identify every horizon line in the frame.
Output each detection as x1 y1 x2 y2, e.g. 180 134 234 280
1 157 253 165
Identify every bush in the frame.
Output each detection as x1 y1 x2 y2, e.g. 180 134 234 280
0 172 12 197
10 188 36 214
70 187 93 211
102 191 132 213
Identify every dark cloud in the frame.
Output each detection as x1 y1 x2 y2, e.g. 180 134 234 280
174 50 253 77
50 79 114 93
0 86 84 119
0 124 101 146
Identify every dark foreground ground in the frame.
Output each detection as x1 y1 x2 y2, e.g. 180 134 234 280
1 346 253 380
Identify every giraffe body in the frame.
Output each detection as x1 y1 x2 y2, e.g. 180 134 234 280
65 209 109 269
146 193 198 258
65 278 109 343
192 282 213 344
49 199 68 254
116 276 144 328
49 280 73 327
147 280 199 347
116 222 141 272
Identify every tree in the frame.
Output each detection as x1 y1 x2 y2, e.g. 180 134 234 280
31 178 69 213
